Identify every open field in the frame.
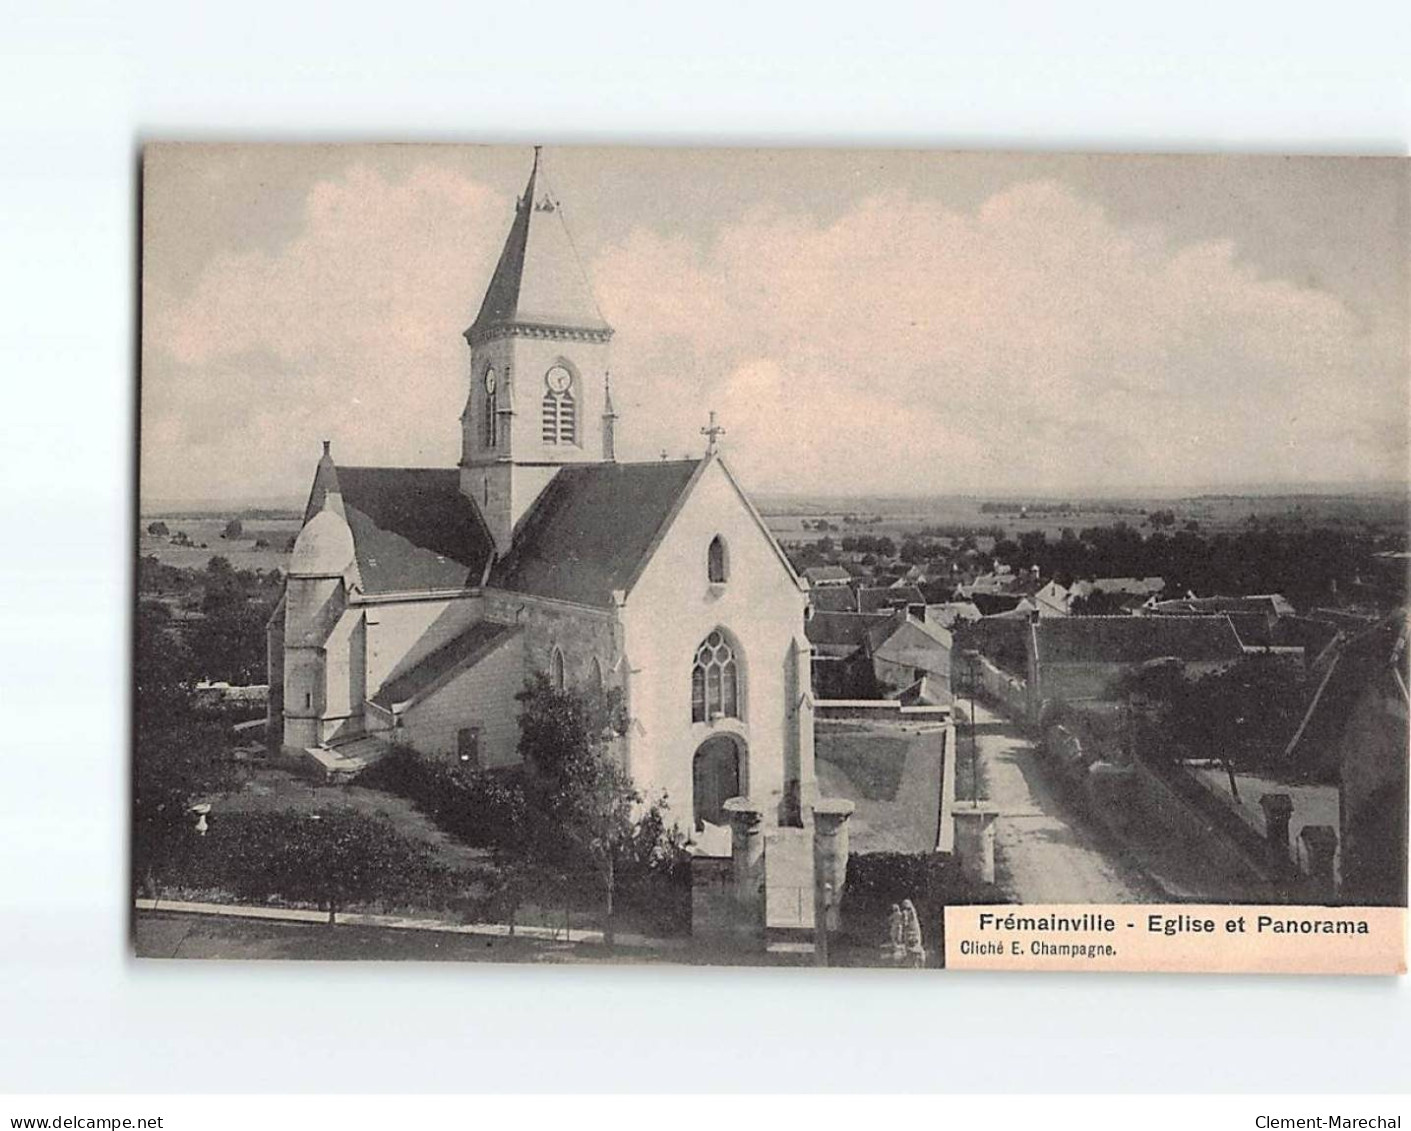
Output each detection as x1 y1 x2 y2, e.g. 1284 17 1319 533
139 515 301 572
760 491 1409 545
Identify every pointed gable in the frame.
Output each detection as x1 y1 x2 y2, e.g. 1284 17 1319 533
490 459 701 607
468 149 611 343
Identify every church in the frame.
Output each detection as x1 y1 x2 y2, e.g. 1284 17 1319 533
266 150 818 838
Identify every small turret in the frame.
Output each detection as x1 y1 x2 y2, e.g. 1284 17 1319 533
283 442 357 749
603 372 618 462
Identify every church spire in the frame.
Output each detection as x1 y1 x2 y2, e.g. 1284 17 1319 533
603 372 618 462
465 148 612 346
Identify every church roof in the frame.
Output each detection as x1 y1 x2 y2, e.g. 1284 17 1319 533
468 150 611 341
490 459 702 608
371 621 523 711
304 463 495 595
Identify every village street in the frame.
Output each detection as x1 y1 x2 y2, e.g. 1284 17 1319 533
963 701 1155 903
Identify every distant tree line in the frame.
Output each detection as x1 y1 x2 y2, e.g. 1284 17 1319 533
989 522 1399 609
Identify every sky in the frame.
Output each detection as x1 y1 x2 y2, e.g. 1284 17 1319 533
140 144 1409 505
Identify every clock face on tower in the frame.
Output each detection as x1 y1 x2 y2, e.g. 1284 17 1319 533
483 367 497 394
545 365 572 394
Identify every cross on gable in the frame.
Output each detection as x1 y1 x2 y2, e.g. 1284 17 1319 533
700 411 726 454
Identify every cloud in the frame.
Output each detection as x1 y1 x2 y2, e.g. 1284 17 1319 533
594 180 1404 493
142 160 1405 504
142 162 508 500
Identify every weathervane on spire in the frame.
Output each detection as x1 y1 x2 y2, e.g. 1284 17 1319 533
700 411 726 454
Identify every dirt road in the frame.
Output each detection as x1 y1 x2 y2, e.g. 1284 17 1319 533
964 701 1154 903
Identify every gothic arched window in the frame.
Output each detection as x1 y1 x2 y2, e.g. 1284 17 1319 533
483 367 498 447
691 630 739 724
541 365 577 445
590 656 605 690
708 536 728 584
550 647 566 691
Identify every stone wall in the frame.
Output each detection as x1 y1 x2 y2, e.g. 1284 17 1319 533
689 854 736 944
400 630 526 767
483 589 620 691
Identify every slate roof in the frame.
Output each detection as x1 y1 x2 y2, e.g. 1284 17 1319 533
809 586 858 613
803 565 852 585
372 622 523 711
1072 576 1166 598
1034 615 1245 666
925 602 983 628
1151 594 1294 618
806 611 895 651
305 464 496 595
1283 614 1409 769
469 152 610 340
489 459 702 608
870 615 954 660
857 585 925 614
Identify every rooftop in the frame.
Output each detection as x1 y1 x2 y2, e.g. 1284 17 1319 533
1035 614 1246 666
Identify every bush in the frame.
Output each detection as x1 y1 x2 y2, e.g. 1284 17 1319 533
840 851 1007 966
156 805 465 918
356 748 528 851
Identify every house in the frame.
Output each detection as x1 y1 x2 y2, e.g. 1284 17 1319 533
1069 576 1166 612
1027 614 1246 715
805 610 895 659
857 585 925 615
802 564 852 589
1032 579 1071 617
955 562 1043 600
808 585 858 614
1147 593 1312 657
268 150 816 839
868 614 953 705
924 601 983 632
804 610 894 699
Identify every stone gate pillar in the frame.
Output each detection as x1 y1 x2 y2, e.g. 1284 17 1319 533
723 797 766 946
1259 793 1294 865
953 807 999 885
812 798 855 934
1299 824 1339 900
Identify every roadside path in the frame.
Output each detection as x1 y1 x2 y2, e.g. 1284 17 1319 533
964 702 1153 903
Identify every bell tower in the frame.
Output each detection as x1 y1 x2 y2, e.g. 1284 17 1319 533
460 148 615 554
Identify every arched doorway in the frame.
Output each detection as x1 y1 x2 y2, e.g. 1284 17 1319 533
692 734 743 831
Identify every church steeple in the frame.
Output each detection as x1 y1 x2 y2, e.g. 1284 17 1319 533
465 148 612 347
460 149 618 554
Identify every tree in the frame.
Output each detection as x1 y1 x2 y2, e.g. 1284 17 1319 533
132 602 234 894
515 674 653 943
222 518 243 540
146 520 169 536
1117 657 1310 780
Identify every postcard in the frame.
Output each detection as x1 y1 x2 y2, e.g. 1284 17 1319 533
135 144 1408 972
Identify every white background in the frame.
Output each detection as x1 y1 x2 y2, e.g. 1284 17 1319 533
1 0 1408 1095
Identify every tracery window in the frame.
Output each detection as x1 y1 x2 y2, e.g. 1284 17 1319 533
691 630 739 724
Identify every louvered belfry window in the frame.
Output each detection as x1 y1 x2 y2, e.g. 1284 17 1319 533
542 366 576 444
691 631 739 723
